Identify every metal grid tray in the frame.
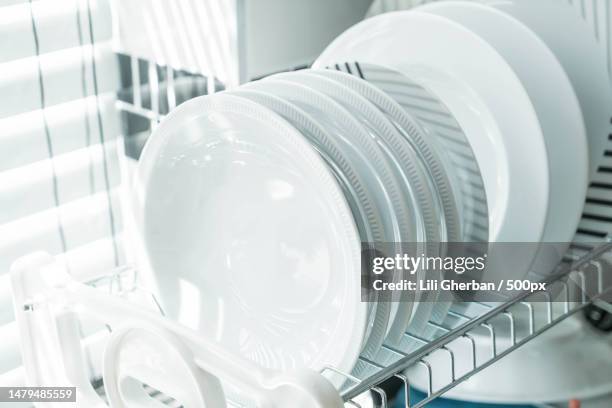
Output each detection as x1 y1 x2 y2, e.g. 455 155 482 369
333 243 612 407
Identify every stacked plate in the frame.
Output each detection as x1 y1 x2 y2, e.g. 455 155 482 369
133 65 488 388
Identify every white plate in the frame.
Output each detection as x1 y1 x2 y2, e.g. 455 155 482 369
242 78 395 361
315 11 549 248
486 0 612 248
489 0 610 182
421 1 588 274
227 86 385 356
134 93 366 384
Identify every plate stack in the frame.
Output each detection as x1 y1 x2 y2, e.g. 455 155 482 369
310 0 608 404
133 0 609 402
133 64 487 390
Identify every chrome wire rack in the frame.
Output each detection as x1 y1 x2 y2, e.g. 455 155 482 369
331 242 612 407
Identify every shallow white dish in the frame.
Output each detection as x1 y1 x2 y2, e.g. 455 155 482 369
134 93 367 382
315 10 550 248
421 1 588 272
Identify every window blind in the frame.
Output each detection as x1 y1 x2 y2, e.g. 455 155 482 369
0 0 123 386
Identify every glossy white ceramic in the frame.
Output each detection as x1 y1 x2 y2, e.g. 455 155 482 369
421 1 588 274
298 69 450 245
489 0 612 183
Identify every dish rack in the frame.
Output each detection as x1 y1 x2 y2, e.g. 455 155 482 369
94 55 612 407
4 0 612 406
1 52 612 408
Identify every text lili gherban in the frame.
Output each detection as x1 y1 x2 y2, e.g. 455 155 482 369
360 242 582 301
360 242 497 299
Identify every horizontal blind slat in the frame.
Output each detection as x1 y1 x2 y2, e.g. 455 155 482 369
0 189 123 274
0 142 121 223
0 93 118 172
0 0 26 7
0 42 119 119
56 233 125 282
0 0 112 63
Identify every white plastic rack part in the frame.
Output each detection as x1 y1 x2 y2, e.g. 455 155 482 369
11 253 348 408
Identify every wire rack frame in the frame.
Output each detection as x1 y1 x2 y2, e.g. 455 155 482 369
114 53 225 160
110 54 612 408
89 234 612 407
331 242 612 408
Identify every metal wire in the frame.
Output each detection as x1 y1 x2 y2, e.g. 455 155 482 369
341 242 612 404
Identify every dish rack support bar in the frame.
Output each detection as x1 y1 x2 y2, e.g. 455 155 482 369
337 242 612 407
